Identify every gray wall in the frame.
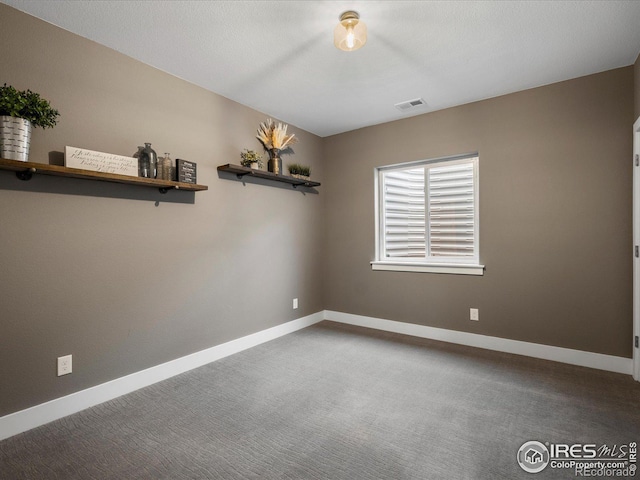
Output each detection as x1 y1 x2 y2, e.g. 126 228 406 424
636 53 640 120
323 67 634 358
0 5 325 416
0 4 636 420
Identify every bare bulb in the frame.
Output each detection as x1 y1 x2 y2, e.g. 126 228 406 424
334 10 367 52
346 26 355 49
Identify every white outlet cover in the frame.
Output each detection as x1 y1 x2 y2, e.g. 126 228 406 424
293 298 298 309
57 355 72 376
470 308 479 321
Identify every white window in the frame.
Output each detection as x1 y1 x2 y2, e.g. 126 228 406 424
373 154 484 275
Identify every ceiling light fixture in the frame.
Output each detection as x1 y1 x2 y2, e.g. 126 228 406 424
334 11 367 52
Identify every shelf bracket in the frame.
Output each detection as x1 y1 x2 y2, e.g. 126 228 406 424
235 172 251 180
158 185 180 194
16 168 36 181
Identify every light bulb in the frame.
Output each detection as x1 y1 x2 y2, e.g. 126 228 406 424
346 27 355 49
334 10 367 52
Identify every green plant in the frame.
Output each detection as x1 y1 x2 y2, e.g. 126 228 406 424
240 149 263 168
0 84 60 129
287 163 311 177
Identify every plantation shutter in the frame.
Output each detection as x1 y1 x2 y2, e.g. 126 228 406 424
427 161 475 257
382 167 425 258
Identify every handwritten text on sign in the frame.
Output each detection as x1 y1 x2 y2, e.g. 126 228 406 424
65 146 138 177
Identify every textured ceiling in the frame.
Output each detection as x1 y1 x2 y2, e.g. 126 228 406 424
3 0 640 137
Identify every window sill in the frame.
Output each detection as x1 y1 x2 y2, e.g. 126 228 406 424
371 261 485 276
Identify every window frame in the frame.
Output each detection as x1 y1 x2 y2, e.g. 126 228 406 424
372 153 484 276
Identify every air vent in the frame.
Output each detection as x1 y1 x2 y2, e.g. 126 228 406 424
394 98 426 112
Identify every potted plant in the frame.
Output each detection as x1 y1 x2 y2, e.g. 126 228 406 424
287 163 311 180
0 83 60 162
256 118 298 175
240 149 263 170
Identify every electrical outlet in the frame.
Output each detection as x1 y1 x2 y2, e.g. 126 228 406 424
293 298 298 309
57 355 72 376
470 308 479 321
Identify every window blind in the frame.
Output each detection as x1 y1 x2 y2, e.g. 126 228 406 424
427 162 475 257
382 167 425 258
381 157 477 260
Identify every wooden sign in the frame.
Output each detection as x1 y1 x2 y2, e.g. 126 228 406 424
65 146 139 177
177 159 197 184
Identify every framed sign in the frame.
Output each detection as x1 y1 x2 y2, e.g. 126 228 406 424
177 159 197 184
65 146 139 177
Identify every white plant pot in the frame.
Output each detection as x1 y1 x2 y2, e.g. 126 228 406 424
291 174 310 180
0 116 32 162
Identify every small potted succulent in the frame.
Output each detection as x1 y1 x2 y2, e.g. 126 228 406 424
240 149 263 170
287 163 311 180
0 83 60 162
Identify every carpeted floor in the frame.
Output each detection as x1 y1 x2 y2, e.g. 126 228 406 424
1 320 639 479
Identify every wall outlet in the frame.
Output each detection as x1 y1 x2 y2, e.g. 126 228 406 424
470 308 479 321
57 355 72 376
293 298 298 309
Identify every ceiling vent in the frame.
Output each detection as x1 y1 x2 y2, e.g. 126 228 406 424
394 98 426 112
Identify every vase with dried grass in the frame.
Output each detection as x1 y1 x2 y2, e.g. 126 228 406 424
256 118 298 175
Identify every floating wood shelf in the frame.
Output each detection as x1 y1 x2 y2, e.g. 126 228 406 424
217 164 320 188
0 158 208 193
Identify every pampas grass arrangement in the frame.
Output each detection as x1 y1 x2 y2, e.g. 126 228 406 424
256 118 298 150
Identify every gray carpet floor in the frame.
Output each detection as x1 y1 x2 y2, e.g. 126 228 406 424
1 320 639 479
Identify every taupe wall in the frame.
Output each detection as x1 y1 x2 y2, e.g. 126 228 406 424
0 5 324 416
635 53 640 120
323 67 634 358
1 3 636 419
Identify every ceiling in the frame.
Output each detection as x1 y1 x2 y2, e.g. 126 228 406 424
3 0 640 137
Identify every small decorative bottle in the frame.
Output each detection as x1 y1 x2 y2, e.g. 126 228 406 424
133 146 144 158
157 156 165 180
139 143 157 178
162 153 173 181
134 146 148 177
147 143 158 179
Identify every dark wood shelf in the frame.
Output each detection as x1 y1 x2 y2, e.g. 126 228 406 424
217 164 320 188
0 158 208 193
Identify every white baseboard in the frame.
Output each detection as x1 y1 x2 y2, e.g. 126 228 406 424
2 309 631 442
324 310 633 375
0 311 324 442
